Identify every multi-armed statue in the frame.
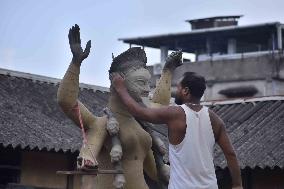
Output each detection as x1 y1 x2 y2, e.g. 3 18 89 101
57 24 182 189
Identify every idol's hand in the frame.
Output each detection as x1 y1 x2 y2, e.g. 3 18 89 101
68 24 91 65
163 50 183 72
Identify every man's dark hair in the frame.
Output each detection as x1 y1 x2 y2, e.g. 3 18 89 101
180 72 206 99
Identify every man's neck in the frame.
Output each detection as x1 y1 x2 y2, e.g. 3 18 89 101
184 99 200 105
184 100 202 111
187 102 200 106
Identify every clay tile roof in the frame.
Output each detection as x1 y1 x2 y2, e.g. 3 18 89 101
206 96 284 169
0 68 109 153
1 68 283 168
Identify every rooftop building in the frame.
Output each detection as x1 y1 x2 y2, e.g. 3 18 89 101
120 16 284 100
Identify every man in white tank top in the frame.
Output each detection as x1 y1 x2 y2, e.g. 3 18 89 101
112 71 243 189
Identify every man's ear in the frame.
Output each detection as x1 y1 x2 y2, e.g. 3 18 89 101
183 87 190 95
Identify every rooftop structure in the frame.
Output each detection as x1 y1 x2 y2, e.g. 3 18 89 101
120 21 284 62
186 15 243 30
120 16 284 100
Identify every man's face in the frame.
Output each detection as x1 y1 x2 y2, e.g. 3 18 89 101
174 82 184 105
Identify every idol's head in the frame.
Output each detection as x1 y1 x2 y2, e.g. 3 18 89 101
109 47 151 102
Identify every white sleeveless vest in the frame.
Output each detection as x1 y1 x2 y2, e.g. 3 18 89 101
168 104 218 189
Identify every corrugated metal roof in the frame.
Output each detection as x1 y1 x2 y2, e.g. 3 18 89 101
0 68 109 153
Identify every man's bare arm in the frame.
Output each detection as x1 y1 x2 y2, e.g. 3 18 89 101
112 73 175 124
209 110 242 188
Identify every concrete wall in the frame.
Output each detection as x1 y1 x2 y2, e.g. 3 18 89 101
204 80 266 100
203 79 284 100
20 151 80 189
148 53 284 100
172 53 283 84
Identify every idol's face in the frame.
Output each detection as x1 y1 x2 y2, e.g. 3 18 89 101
124 67 151 101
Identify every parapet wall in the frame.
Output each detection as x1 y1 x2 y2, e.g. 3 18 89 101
172 53 284 85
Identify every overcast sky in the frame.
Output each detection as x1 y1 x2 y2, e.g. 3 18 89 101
1 0 284 87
